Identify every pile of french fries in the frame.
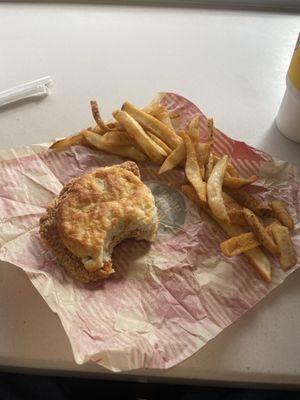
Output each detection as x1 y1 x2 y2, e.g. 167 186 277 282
50 98 297 283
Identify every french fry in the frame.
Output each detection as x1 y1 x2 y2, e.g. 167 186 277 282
225 188 272 217
149 105 174 130
143 98 174 129
227 209 248 226
265 222 278 237
147 131 172 155
101 130 133 146
222 191 248 226
180 130 206 203
207 155 229 222
155 107 173 129
195 142 211 179
188 115 200 143
50 131 87 150
88 125 106 135
122 101 181 150
223 174 258 189
207 118 214 139
106 122 117 129
188 115 212 179
105 122 126 132
199 118 214 180
213 155 239 177
220 233 260 257
182 184 272 283
169 110 180 119
158 141 186 174
269 223 297 270
271 200 294 230
167 111 182 131
90 100 110 132
83 130 147 162
196 142 212 165
243 208 278 255
245 248 272 283
222 191 243 210
217 217 272 283
221 221 295 259
143 99 159 115
181 184 208 212
113 110 167 164
205 152 214 181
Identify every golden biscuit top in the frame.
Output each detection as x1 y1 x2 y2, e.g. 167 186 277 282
56 163 156 269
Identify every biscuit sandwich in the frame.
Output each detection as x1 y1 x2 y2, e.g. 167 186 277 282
39 161 158 283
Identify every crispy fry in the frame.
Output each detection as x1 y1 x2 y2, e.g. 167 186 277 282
88 125 106 135
245 248 272 283
227 209 247 226
159 140 185 174
223 173 258 189
195 142 211 179
143 99 174 129
106 122 117 129
226 165 239 178
207 155 229 222
207 118 214 140
201 119 214 180
155 107 173 129
107 122 124 131
188 115 200 143
222 191 243 210
220 233 260 257
151 106 174 130
113 110 167 164
181 184 208 211
225 188 272 217
217 215 272 282
188 115 212 179
122 101 181 150
83 130 147 162
196 142 212 166
90 100 110 132
205 152 214 181
243 208 278 255
143 99 160 115
167 111 182 131
222 191 248 226
169 111 180 119
102 130 133 146
221 221 295 259
147 131 172 155
265 222 278 237
182 184 272 282
269 223 297 270
218 206 295 271
213 155 239 177
142 95 163 113
271 200 294 230
50 131 86 150
180 130 206 203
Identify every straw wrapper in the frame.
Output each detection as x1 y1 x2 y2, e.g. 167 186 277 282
0 76 52 107
0 93 299 372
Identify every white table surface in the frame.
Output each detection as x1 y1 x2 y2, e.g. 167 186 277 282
1 2 300 387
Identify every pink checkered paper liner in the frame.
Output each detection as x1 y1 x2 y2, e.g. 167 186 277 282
0 93 299 372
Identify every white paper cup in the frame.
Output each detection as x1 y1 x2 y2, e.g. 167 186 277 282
276 34 300 144
276 81 300 143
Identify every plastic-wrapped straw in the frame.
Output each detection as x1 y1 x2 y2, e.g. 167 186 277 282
0 76 53 107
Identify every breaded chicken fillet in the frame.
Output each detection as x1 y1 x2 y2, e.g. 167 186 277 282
39 161 158 283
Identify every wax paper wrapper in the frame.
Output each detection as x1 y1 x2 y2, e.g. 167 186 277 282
0 93 299 372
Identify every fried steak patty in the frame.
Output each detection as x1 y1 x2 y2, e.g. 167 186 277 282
39 161 158 283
